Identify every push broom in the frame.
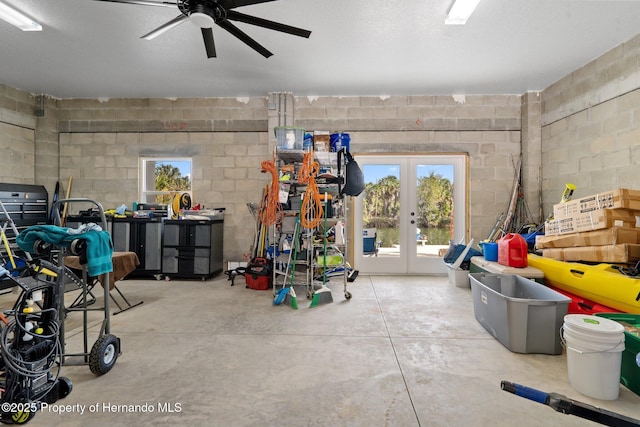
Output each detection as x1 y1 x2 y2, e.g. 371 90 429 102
274 210 300 309
310 193 333 308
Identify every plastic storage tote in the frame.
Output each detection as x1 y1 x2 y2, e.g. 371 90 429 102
469 273 571 354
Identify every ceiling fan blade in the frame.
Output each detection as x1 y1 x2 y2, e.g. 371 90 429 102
217 19 273 58
91 0 177 7
226 10 311 38
141 14 188 40
202 27 217 58
218 0 278 9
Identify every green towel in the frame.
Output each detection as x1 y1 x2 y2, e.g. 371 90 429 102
17 224 113 277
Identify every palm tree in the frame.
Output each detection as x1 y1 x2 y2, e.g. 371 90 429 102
416 171 453 229
155 164 190 204
363 175 399 226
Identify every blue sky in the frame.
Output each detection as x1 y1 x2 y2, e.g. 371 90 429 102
161 160 191 180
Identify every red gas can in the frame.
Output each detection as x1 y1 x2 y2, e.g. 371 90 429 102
498 233 528 268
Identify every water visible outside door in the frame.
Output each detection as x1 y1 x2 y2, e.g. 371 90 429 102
353 154 467 274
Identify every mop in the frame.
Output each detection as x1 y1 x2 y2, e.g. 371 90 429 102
310 193 333 308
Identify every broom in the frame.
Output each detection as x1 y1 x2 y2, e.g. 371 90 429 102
310 193 333 308
283 217 300 309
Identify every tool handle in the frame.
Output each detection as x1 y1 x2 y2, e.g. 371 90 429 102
501 381 548 405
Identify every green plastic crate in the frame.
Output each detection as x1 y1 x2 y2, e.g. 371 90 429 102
595 313 640 396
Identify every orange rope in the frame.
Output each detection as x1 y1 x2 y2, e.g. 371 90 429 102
259 160 283 226
298 152 324 229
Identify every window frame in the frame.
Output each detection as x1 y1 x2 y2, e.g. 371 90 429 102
139 157 192 204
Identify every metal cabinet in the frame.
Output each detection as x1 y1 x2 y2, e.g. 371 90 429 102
0 183 48 241
111 217 163 277
0 183 48 290
162 219 223 280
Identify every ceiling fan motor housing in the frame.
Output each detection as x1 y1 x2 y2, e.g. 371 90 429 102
188 2 218 28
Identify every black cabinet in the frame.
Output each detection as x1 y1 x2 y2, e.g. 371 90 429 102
0 183 48 289
0 183 48 241
162 219 223 280
111 217 163 277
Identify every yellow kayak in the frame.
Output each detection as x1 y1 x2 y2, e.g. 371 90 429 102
528 254 640 314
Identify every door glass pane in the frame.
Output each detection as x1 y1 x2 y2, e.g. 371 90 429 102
415 164 455 258
362 164 400 258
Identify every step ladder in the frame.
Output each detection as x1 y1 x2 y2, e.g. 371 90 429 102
0 199 32 269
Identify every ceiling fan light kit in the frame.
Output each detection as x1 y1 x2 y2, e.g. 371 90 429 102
0 1 42 31
93 0 311 58
189 12 215 28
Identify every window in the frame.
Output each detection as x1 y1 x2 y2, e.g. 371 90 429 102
140 157 192 204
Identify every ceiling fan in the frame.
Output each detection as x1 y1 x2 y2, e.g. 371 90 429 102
92 0 311 58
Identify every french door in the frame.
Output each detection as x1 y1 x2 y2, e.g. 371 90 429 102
353 154 467 274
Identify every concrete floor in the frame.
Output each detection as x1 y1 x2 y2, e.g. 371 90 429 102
5 273 640 427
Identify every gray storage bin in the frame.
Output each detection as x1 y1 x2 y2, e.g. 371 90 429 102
469 273 571 355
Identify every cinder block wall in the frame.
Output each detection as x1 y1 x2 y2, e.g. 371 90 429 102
289 94 523 242
52 94 524 262
2 89 525 262
57 97 270 260
0 84 37 184
541 33 640 216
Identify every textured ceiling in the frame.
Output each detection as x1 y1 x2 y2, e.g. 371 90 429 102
2 0 640 99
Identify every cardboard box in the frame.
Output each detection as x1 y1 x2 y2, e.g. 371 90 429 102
313 131 331 152
542 244 640 263
536 227 640 249
545 208 640 236
553 188 640 220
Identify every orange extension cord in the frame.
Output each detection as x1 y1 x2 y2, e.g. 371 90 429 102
298 152 324 229
259 159 283 226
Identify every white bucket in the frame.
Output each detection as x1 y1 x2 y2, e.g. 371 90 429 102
562 314 625 400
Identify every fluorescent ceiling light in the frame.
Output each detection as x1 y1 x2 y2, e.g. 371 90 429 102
0 1 41 31
446 0 481 25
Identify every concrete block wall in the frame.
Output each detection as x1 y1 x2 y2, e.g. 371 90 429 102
35 96 60 190
57 97 271 261
55 93 524 262
0 84 38 184
289 94 523 243
541 32 640 216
